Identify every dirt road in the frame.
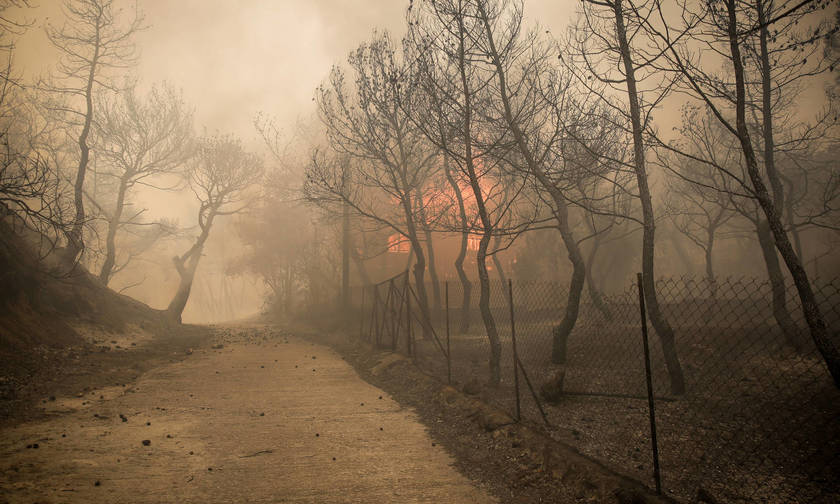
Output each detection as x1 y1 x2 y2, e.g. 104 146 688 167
0 327 496 503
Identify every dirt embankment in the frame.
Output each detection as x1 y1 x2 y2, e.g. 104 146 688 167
0 214 209 427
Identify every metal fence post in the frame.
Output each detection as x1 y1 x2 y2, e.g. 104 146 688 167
358 286 365 342
446 281 451 385
373 286 380 345
508 279 521 422
637 272 662 495
388 278 396 348
406 287 412 357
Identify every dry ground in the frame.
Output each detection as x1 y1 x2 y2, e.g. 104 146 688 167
0 325 496 503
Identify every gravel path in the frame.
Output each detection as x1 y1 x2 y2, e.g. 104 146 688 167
0 328 496 503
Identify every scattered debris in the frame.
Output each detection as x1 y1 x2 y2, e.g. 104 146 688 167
240 449 274 458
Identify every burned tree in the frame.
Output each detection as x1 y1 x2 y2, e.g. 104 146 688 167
568 0 687 394
309 31 439 337
409 0 513 385
92 83 194 285
637 0 840 385
41 0 144 267
166 134 262 323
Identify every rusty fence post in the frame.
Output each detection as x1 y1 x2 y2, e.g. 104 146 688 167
637 272 662 495
508 279 521 422
445 281 451 385
388 278 396 348
406 286 412 357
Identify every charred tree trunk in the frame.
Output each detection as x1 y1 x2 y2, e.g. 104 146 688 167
425 229 441 314
724 0 840 387
585 231 613 320
99 177 128 285
756 220 802 350
614 0 685 395
491 233 507 286
167 254 200 324
476 228 502 386
416 188 442 314
400 193 434 340
456 9 500 385
167 211 214 323
542 192 587 365
444 160 472 334
63 42 102 267
476 1 586 369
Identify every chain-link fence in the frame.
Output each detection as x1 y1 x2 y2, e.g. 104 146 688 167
350 274 840 503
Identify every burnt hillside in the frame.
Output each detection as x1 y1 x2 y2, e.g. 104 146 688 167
0 213 206 425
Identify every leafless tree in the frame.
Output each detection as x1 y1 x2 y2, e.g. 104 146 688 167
475 1 639 371
634 0 840 386
40 0 145 267
567 0 687 394
662 106 740 298
91 82 194 285
167 134 262 323
0 1 75 257
307 31 439 337
408 0 519 385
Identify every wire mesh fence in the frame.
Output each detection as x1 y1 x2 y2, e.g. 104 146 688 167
349 274 840 503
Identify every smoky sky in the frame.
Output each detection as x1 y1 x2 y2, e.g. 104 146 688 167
16 0 576 142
